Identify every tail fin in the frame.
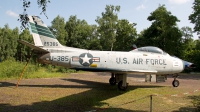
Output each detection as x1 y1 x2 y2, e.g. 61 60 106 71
29 16 63 48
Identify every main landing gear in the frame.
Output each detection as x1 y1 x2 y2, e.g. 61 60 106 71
109 73 128 91
109 73 116 85
109 73 180 90
172 74 179 87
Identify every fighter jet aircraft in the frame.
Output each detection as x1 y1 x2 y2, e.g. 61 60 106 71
18 16 185 90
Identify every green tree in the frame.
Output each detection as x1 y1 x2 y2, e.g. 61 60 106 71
135 27 159 47
65 15 92 49
194 40 200 70
195 40 200 50
181 26 193 43
0 25 18 60
182 39 200 70
16 29 33 62
96 5 120 51
189 0 200 36
179 26 194 59
49 15 67 45
139 5 182 56
134 29 150 48
87 25 102 50
114 19 137 51
181 38 195 59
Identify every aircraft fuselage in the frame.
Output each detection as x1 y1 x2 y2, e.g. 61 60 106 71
39 49 184 75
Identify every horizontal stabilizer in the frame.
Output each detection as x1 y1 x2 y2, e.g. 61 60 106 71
18 40 49 53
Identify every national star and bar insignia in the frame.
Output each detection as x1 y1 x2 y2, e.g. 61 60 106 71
72 53 100 66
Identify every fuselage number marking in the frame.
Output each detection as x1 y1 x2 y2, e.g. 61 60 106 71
44 42 58 46
50 56 69 61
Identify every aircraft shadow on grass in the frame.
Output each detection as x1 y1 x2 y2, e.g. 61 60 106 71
0 78 199 111
0 78 163 89
0 79 165 112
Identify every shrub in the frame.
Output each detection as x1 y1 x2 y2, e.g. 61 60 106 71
46 64 54 73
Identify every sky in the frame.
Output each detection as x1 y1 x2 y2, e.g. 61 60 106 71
0 0 198 39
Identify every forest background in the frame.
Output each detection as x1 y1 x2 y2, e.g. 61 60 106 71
0 1 200 79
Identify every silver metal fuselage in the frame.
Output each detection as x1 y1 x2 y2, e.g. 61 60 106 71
39 47 184 75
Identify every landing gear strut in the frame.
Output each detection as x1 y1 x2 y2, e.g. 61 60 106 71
109 73 128 90
109 73 116 85
172 74 179 87
118 81 128 91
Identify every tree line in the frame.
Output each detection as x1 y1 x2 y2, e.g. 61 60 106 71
1 4 200 70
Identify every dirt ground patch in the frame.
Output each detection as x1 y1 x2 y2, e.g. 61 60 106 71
0 72 200 112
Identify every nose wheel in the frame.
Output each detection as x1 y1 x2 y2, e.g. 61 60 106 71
172 74 180 87
172 79 179 87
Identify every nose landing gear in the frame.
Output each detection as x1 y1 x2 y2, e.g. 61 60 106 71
172 74 179 87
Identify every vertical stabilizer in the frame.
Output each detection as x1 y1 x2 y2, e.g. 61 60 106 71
28 16 63 48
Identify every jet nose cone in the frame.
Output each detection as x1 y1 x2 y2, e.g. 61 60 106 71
172 56 195 71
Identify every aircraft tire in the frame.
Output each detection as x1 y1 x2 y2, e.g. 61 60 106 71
118 81 127 91
109 77 116 85
172 80 179 87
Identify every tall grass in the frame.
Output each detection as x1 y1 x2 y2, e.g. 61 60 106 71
0 59 78 80
0 58 38 79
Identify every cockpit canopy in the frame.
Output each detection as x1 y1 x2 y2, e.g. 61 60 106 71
131 46 169 55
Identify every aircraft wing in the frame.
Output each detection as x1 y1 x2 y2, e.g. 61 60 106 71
74 67 157 73
121 69 157 73
18 40 49 53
